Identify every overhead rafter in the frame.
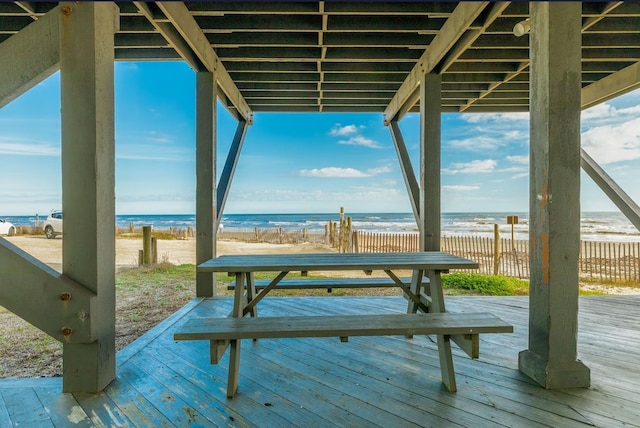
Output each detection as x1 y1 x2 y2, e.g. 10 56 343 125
0 3 59 108
135 1 252 123
383 2 489 124
581 60 640 109
460 1 624 112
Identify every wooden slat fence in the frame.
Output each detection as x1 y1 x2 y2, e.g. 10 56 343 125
356 231 640 283
580 240 640 283
219 228 328 245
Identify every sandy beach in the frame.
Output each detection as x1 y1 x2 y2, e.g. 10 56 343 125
5 235 335 272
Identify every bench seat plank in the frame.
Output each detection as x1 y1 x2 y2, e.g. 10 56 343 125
174 312 513 341
227 277 430 290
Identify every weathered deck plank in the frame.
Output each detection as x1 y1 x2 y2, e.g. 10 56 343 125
34 385 94 427
1 295 640 427
0 386 54 427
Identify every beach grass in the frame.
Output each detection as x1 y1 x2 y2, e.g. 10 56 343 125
442 273 529 296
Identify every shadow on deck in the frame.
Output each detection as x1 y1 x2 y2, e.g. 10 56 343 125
1 295 639 427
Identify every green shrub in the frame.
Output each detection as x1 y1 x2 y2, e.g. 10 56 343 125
442 273 529 296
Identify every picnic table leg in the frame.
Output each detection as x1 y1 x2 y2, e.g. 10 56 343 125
228 272 246 397
405 269 423 338
227 338 241 397
428 269 457 392
246 272 258 318
406 269 423 314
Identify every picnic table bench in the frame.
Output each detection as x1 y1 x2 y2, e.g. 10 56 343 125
227 276 430 292
175 252 514 398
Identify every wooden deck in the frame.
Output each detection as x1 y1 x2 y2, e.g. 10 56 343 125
1 295 639 427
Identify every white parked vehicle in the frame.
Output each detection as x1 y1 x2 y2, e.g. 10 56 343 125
44 210 63 239
0 219 16 236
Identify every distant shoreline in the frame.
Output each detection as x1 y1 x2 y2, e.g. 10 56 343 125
3 211 638 243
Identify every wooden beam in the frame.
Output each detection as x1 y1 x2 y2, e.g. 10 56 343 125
383 2 488 124
389 121 421 232
0 4 59 108
156 2 253 124
133 2 204 72
438 2 511 74
581 61 640 110
217 120 248 229
0 238 95 343
463 2 624 112
581 148 640 231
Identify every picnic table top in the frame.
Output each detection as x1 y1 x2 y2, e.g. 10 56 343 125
197 251 479 272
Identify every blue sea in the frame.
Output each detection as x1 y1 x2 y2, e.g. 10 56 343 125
2 212 639 242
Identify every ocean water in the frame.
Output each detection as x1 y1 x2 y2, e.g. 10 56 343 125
2 211 639 242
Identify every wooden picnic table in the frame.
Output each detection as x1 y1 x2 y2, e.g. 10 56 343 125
198 251 478 317
181 251 512 397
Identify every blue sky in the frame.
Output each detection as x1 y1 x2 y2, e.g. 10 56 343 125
1 61 640 215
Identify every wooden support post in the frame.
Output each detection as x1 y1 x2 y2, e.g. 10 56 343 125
195 71 217 297
419 73 441 252
59 1 119 393
142 226 152 265
519 2 590 389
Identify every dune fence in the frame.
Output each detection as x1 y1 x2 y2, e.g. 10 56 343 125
217 227 639 283
356 231 640 283
219 227 328 245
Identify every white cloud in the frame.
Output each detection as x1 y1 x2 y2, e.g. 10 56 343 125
462 112 529 124
229 186 405 204
298 167 370 178
506 155 529 165
329 124 359 136
329 123 382 149
365 166 391 175
297 165 391 178
442 185 480 191
581 117 640 164
338 135 382 149
448 136 505 151
0 138 59 157
582 103 640 127
442 159 497 175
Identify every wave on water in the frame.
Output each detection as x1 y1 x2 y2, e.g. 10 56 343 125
3 211 638 242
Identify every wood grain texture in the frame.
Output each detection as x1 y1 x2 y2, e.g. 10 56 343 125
174 312 513 341
198 251 479 272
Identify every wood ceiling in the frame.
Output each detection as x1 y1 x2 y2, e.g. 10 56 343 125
2 2 640 119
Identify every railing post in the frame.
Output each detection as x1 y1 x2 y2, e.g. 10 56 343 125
493 224 500 275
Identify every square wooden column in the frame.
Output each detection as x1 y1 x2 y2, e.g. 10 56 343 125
59 2 118 392
518 2 590 389
196 71 217 297
420 73 442 252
